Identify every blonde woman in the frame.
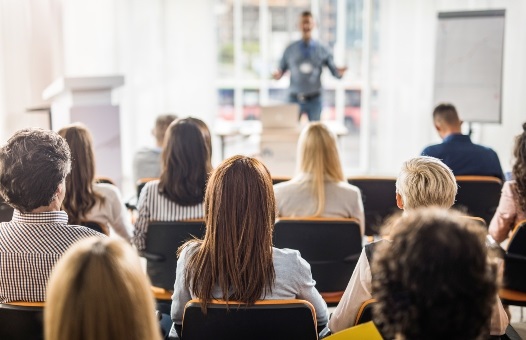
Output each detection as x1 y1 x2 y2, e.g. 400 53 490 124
274 122 364 234
45 238 161 340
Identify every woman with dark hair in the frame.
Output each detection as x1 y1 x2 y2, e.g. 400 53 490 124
58 124 132 240
489 123 526 243
170 155 328 338
132 118 212 250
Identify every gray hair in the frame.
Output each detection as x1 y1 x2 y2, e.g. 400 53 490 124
395 156 457 210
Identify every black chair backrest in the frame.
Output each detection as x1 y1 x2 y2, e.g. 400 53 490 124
143 220 206 290
80 220 109 235
347 177 398 236
0 303 44 340
454 176 502 225
182 299 317 340
273 218 362 293
136 178 157 199
272 176 291 185
503 220 526 292
0 199 14 223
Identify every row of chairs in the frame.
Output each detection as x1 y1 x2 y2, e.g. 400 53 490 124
142 218 362 303
136 175 503 236
2 219 525 339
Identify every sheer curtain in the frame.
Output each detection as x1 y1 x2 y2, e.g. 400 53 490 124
0 0 63 141
0 0 217 192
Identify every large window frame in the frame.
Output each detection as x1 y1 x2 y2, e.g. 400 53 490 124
216 0 375 173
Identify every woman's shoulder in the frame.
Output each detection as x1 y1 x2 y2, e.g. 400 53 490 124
179 241 201 261
330 180 361 195
272 247 303 265
93 182 123 200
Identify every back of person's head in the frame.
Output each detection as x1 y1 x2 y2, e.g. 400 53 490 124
301 10 313 18
159 118 212 205
153 114 178 145
433 103 461 127
296 122 345 216
184 155 276 311
45 237 161 340
513 122 526 210
58 123 103 224
372 208 497 340
187 117 212 158
396 156 457 210
0 128 71 213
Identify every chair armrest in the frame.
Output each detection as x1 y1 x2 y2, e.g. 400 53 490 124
139 251 165 262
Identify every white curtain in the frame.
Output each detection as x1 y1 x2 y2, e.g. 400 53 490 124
0 0 63 141
0 0 217 194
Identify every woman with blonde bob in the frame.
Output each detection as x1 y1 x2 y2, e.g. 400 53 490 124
274 122 364 234
45 237 161 340
58 123 132 240
170 156 328 338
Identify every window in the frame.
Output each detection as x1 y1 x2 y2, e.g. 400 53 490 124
215 0 379 172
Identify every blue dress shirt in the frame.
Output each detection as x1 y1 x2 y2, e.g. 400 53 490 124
421 133 504 180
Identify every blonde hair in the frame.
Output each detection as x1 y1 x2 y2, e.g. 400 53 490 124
45 238 161 340
396 156 457 210
296 123 345 216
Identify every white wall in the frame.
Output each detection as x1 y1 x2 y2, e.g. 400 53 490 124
373 0 526 174
0 0 523 179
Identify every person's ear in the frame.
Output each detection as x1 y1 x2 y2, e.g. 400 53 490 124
396 193 404 210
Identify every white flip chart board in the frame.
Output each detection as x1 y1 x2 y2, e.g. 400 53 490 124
434 10 505 123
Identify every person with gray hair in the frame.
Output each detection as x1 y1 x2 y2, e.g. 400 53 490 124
324 156 508 336
133 114 178 182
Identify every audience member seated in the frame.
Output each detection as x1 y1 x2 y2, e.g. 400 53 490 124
133 114 178 182
45 237 161 340
0 128 104 303
58 123 133 240
489 122 526 243
170 156 328 338
421 103 504 180
274 122 364 234
373 208 498 340
327 156 508 336
133 118 212 250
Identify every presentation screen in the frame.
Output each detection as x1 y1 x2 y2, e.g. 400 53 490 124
434 10 505 123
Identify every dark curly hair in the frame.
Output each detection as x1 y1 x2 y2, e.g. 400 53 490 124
513 123 526 210
372 208 497 340
0 128 71 212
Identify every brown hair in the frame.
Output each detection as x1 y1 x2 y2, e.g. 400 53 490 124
513 122 526 209
158 118 212 205
372 208 497 340
433 103 461 126
182 156 276 311
0 128 71 212
58 124 105 224
45 238 161 340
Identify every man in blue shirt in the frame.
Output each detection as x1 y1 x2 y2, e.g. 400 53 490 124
273 11 347 121
421 103 504 180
